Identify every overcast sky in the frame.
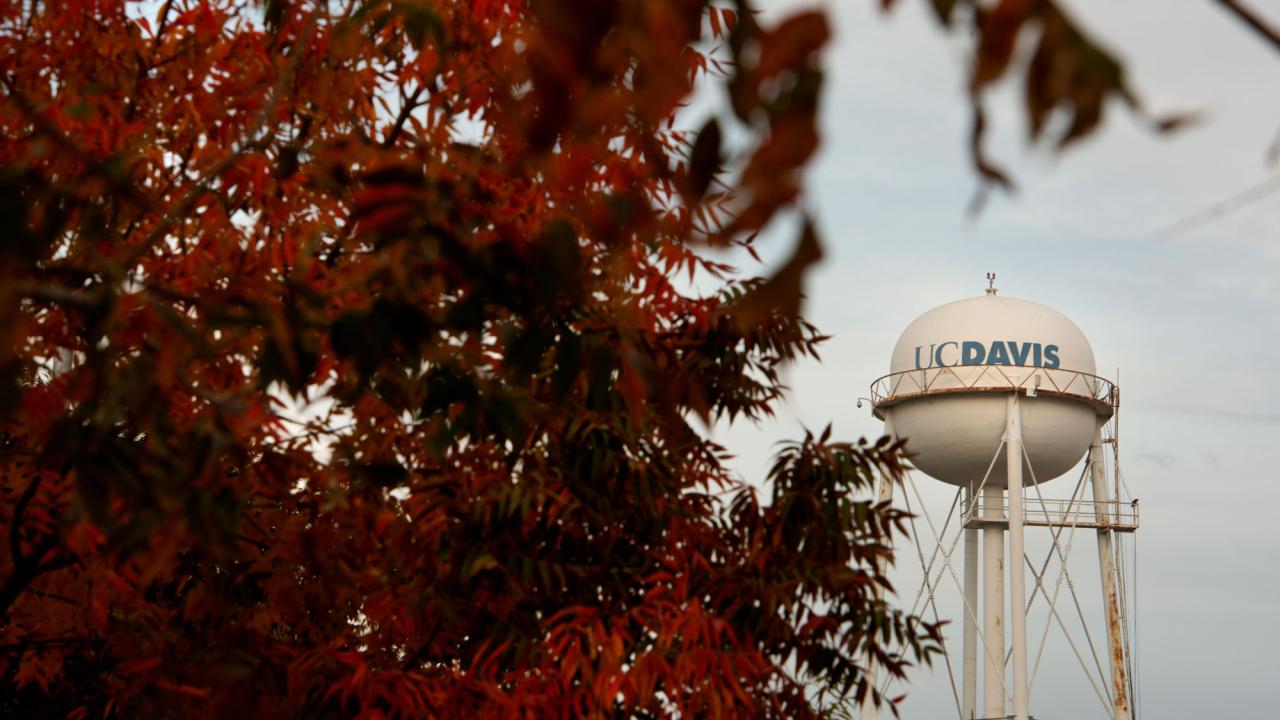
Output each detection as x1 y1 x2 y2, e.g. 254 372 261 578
700 1 1280 717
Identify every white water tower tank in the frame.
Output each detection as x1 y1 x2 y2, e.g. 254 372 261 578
872 292 1114 487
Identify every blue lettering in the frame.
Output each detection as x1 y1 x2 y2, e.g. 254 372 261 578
1044 344 1060 369
914 344 937 370
922 340 1062 368
987 341 1011 365
935 341 959 367
961 341 985 365
1009 341 1032 366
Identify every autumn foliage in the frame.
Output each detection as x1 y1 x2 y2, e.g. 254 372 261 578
0 0 942 717
889 0 1196 206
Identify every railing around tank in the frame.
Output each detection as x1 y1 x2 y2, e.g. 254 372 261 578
963 494 1139 533
869 364 1117 417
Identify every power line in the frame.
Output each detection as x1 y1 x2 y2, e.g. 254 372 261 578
1151 173 1280 241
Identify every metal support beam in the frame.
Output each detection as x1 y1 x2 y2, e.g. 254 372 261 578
982 481 1004 719
1006 393 1029 720
1090 429 1131 720
860 413 897 720
963 485 979 720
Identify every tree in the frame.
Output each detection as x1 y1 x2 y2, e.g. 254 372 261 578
0 1 941 717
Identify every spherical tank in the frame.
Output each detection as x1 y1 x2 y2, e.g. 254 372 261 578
877 294 1109 488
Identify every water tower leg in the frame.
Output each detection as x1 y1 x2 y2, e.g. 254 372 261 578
1006 393 1030 720
1090 429 1131 720
963 485 978 719
860 414 898 720
982 482 1004 719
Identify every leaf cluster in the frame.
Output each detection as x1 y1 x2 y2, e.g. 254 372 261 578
884 0 1196 206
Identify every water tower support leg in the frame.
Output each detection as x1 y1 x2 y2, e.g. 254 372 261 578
1006 393 1029 720
963 486 978 719
1090 429 1131 720
982 482 1004 719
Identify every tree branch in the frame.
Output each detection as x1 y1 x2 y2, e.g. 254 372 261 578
1214 0 1280 53
1 468 78 622
9 474 42 566
0 536 65 621
383 85 427 148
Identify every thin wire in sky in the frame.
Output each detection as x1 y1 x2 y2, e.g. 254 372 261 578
1151 172 1280 241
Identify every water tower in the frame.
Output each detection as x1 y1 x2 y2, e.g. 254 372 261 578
861 276 1138 720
